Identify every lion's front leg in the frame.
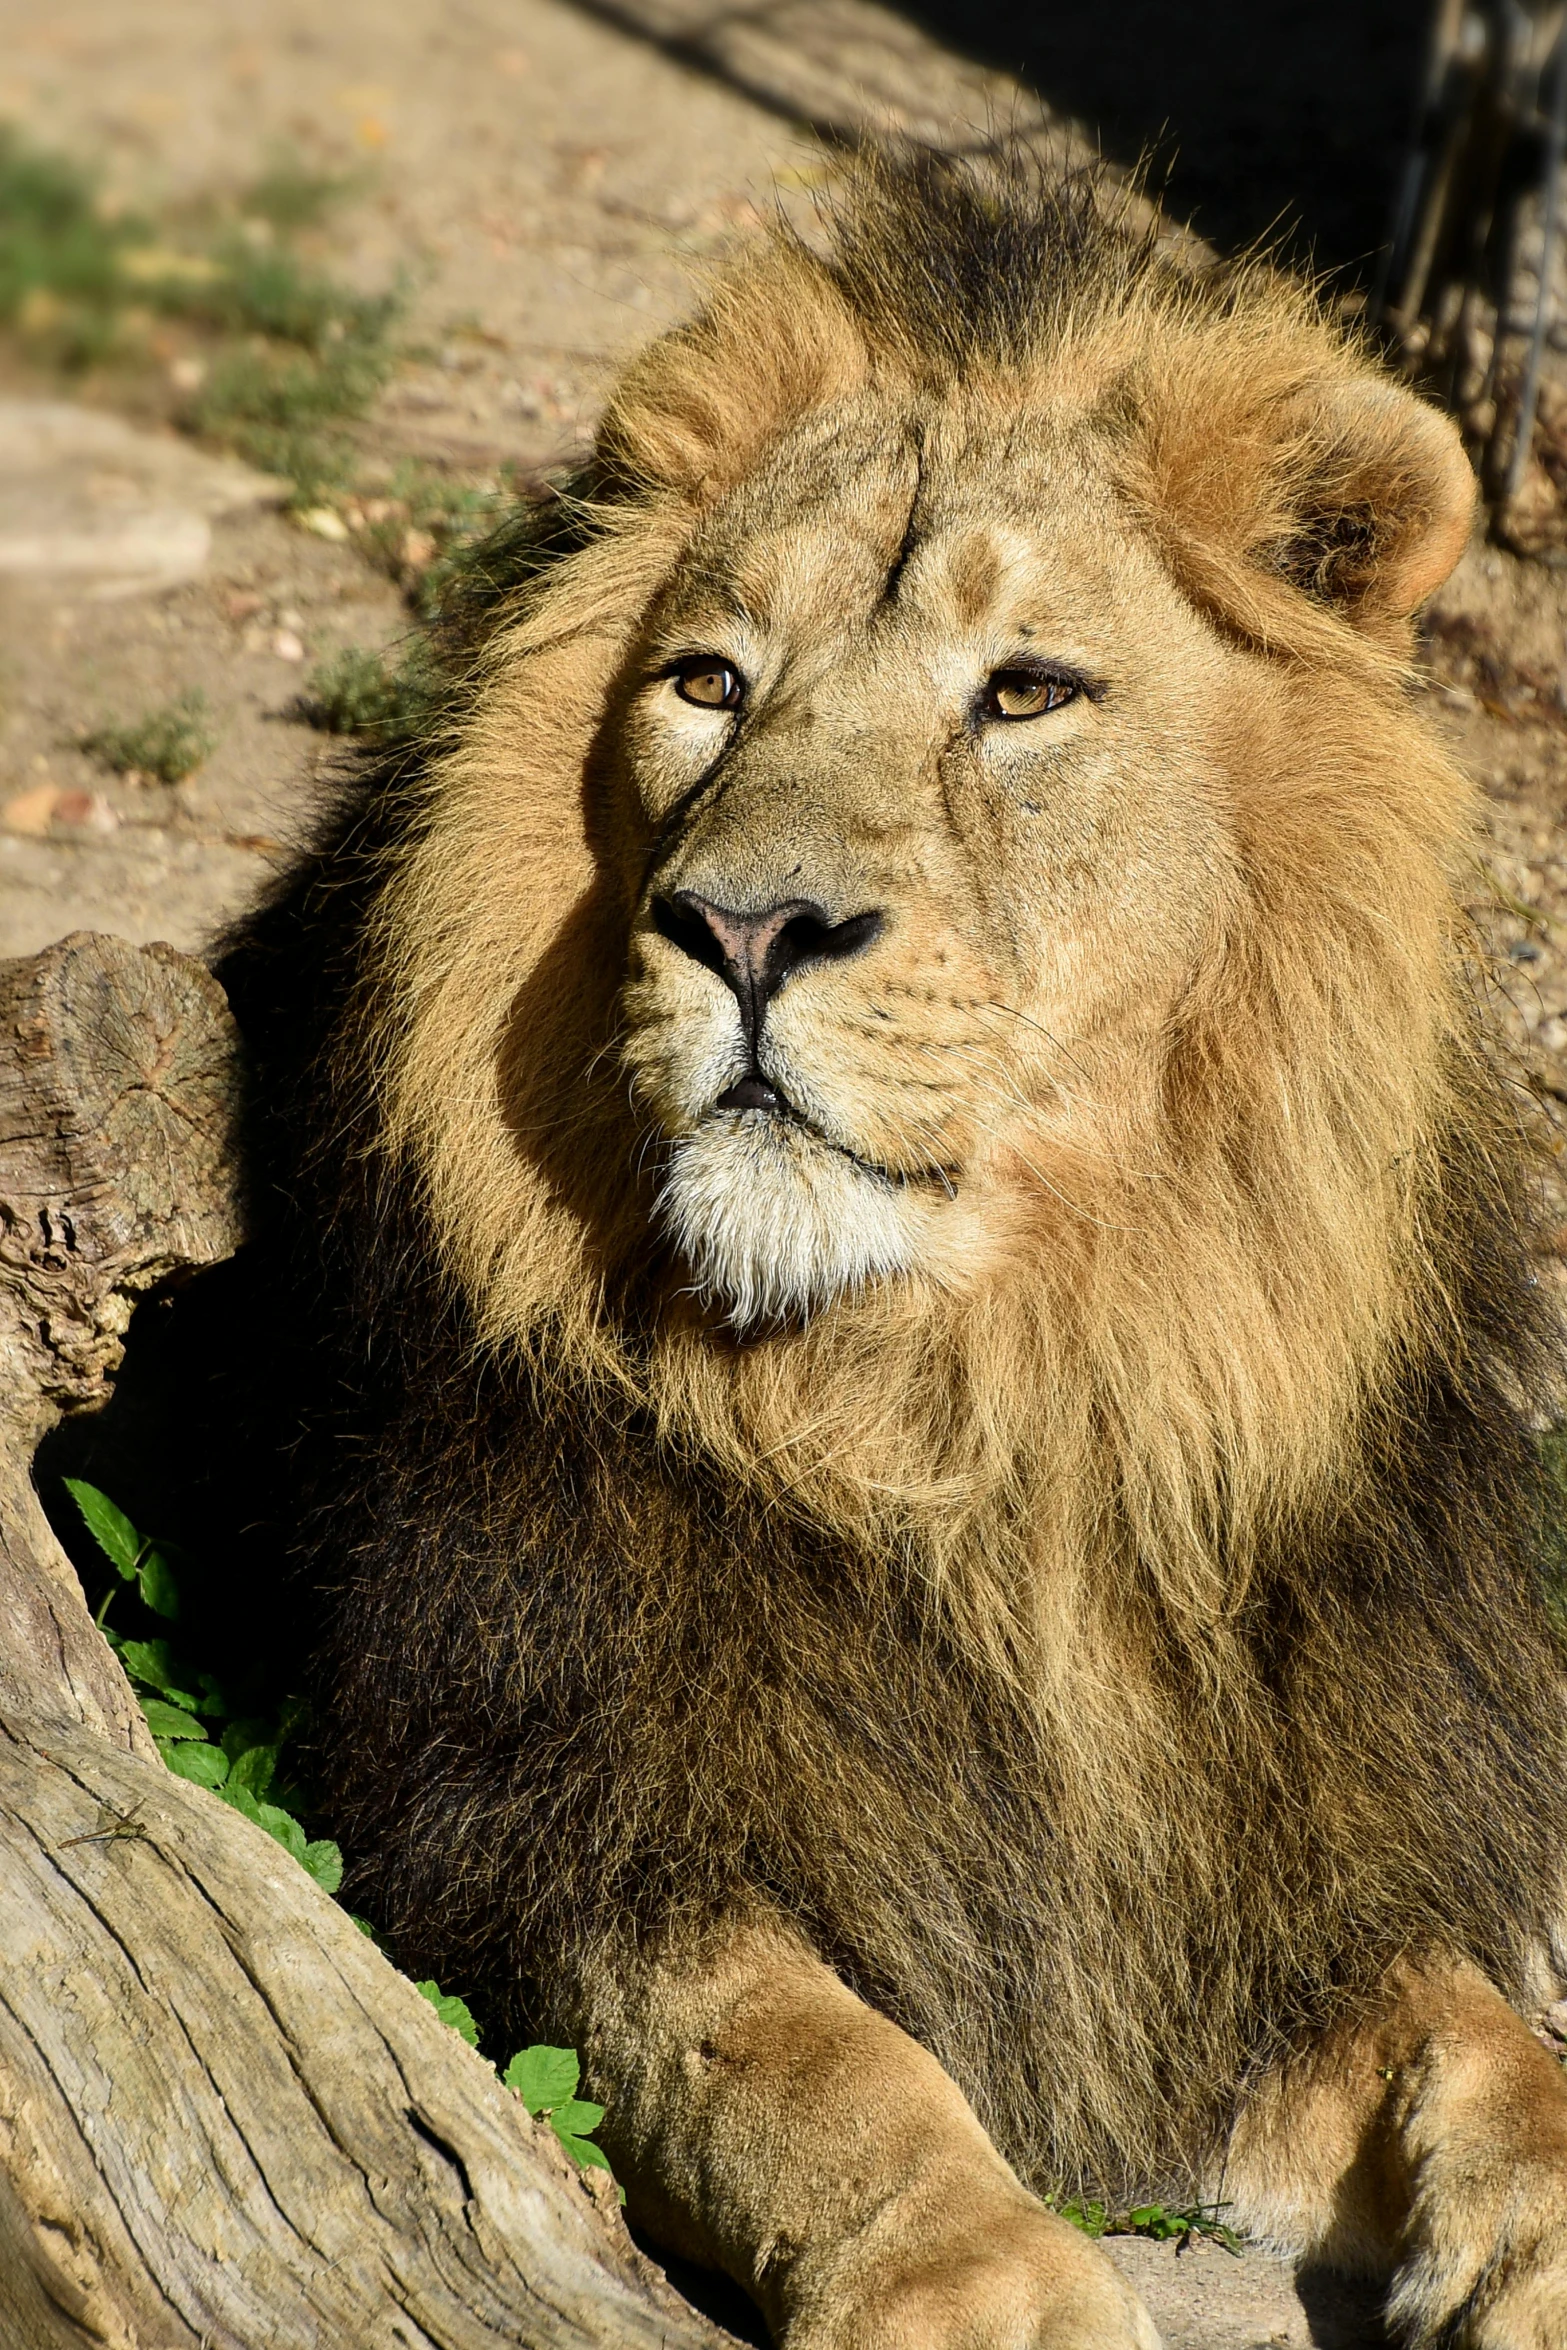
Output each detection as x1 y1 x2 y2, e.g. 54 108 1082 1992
576 1920 1160 2350
1230 1957 1567 2348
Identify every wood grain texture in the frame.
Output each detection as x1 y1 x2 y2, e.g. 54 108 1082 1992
0 932 735 2350
0 932 242 1753
0 1716 731 2350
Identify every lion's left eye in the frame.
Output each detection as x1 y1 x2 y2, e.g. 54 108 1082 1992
985 669 1078 720
673 658 744 710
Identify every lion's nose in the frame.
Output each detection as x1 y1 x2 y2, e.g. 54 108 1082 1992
652 892 883 1040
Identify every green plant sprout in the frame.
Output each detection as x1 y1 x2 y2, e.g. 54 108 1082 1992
0 128 404 501
65 1478 341 1893
82 690 215 783
413 1983 620 2192
415 1980 482 2044
299 644 433 742
67 1476 620 2193
504 2044 618 2180
0 127 147 366
1047 2193 1243 2254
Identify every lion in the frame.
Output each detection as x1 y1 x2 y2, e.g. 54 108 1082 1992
227 154 1567 2347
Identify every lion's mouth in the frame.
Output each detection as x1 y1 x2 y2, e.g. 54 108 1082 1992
706 1072 958 1196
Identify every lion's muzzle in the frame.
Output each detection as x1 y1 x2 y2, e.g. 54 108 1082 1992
651 890 884 1114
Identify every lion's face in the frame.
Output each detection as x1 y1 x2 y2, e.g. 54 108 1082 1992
381 182 1477 1499
617 394 1241 1325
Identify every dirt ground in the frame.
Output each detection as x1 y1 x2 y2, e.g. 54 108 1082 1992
3 3 1565 2345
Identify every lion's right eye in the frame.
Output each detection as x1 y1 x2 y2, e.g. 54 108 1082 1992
984 667 1079 721
673 658 744 710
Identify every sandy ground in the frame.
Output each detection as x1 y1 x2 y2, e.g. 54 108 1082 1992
3 4 1565 2344
0 0 816 952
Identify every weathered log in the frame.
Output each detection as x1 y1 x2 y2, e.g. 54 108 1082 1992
0 932 734 2350
0 933 240 1754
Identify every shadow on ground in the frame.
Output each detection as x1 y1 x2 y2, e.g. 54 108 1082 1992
902 0 1430 271
584 0 1432 281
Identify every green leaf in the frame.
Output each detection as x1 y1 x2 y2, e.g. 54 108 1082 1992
162 1739 230 1788
118 1639 199 1707
227 1742 278 1799
140 1698 206 1740
302 1839 343 1894
253 1800 307 1862
547 2098 604 2137
415 1980 480 2046
219 1784 307 1862
136 1547 180 1620
503 2045 579 2114
555 2131 618 2191
65 1479 142 1578
350 1913 381 1940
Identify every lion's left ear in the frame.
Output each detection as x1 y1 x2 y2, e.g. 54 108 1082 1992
1266 378 1475 626
1124 363 1476 655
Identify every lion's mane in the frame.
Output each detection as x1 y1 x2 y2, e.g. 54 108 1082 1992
226 156 1567 2204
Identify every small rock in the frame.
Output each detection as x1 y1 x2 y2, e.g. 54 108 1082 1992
167 355 208 392
0 504 212 600
0 400 286 598
53 790 118 832
272 629 306 662
297 505 350 542
222 590 266 623
402 526 438 569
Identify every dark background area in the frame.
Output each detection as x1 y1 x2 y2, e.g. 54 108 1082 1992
910 0 1433 273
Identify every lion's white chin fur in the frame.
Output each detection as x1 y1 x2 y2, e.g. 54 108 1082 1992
656 1113 920 1327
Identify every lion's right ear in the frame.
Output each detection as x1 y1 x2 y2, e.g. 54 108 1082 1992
1118 347 1476 659
597 250 871 503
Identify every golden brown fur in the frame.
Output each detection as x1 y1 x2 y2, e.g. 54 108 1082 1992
227 156 1567 2345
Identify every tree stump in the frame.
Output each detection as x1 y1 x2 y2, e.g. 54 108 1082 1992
0 931 734 2350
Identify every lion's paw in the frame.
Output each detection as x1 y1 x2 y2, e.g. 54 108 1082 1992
785 2204 1162 2350
1388 2172 1567 2349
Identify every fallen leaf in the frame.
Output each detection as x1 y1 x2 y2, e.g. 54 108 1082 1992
2 784 59 836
